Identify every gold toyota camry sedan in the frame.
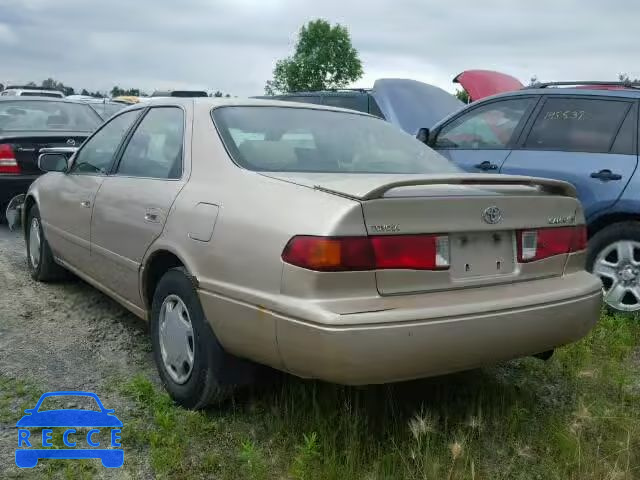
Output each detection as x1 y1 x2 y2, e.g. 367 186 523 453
22 98 602 408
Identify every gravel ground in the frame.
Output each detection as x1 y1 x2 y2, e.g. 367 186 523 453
0 225 154 477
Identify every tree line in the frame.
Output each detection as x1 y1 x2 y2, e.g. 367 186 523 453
0 78 231 98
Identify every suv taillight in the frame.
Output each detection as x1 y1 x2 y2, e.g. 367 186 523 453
517 226 587 263
0 144 19 174
281 235 450 271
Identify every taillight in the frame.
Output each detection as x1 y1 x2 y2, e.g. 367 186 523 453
0 144 19 174
370 235 449 270
517 226 587 262
281 235 450 271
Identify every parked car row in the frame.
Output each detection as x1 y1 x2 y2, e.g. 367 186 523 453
17 96 601 408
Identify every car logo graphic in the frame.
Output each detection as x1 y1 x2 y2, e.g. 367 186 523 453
482 206 503 224
15 391 123 468
66 139 76 146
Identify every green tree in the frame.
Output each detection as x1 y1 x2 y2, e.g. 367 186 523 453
455 89 470 103
265 19 363 95
213 90 223 97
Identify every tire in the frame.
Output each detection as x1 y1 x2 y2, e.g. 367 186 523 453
150 267 240 409
25 205 65 282
587 221 640 313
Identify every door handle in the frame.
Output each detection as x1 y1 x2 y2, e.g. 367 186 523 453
590 169 622 181
144 213 159 223
474 161 499 171
80 200 91 208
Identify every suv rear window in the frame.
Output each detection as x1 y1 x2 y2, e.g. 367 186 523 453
212 106 458 174
524 97 631 153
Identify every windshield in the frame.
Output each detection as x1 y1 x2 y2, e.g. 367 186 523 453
212 106 459 174
0 100 102 132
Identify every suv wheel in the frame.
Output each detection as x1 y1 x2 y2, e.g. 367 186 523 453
150 267 237 409
587 222 640 312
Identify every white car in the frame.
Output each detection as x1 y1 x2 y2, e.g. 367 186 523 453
1 86 65 98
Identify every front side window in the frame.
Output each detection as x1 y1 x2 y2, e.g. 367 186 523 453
116 107 184 179
435 98 534 149
69 110 140 175
524 97 631 153
212 106 458 174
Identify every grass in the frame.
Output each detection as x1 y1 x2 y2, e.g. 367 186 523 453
2 310 639 479
118 309 640 480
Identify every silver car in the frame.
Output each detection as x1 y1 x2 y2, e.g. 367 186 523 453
24 98 602 408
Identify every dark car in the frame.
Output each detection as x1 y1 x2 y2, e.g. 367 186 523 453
427 81 640 312
255 71 523 135
0 97 102 221
258 79 464 135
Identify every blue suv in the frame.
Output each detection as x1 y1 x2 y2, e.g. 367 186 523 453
428 81 640 312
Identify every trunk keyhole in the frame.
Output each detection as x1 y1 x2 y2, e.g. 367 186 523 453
496 261 501 270
465 263 471 272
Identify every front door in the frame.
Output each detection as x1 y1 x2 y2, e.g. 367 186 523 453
90 106 187 307
38 109 141 272
432 96 538 173
501 96 638 219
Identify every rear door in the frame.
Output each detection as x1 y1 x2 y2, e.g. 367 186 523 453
432 96 538 172
500 95 638 219
90 106 188 307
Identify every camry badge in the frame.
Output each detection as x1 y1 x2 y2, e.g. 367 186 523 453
66 139 76 146
482 206 503 224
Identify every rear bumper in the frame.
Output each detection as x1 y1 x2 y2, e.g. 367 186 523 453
0 174 39 205
274 272 602 384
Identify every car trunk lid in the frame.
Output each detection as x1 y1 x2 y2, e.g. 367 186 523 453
265 172 582 295
453 70 525 101
0 132 87 174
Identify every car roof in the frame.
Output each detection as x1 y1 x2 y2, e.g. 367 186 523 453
127 96 375 115
0 95 86 104
478 86 640 103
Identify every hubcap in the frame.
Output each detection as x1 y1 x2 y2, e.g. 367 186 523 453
29 217 41 270
593 240 640 311
158 295 195 384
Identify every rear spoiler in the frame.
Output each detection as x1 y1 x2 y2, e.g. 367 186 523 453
315 175 577 201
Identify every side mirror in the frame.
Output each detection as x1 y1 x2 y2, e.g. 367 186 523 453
416 127 430 144
38 153 69 173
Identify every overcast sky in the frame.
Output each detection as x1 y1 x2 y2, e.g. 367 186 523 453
1 0 638 96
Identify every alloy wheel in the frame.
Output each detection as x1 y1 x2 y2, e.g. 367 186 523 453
593 240 640 311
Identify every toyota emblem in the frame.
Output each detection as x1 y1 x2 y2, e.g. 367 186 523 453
482 206 503 224
66 139 76 146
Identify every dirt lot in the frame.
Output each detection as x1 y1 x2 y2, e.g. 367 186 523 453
1 224 639 479
0 225 154 478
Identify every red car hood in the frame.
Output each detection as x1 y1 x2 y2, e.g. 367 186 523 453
454 70 524 101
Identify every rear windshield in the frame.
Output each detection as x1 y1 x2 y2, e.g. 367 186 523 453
212 106 458 174
0 100 101 131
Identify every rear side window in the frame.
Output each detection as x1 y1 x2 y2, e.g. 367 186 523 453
435 98 534 149
278 96 323 106
524 98 631 153
116 107 184 179
321 95 367 113
368 94 385 119
610 104 637 155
